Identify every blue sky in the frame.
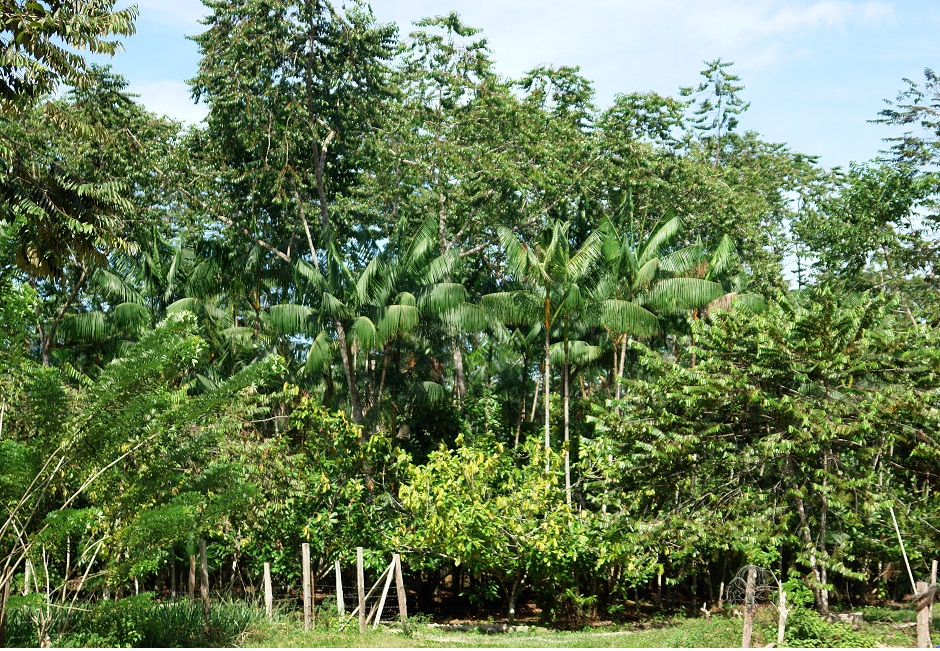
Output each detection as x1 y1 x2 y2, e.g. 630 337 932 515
101 0 939 170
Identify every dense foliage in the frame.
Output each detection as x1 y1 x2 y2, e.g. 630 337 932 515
1 0 939 645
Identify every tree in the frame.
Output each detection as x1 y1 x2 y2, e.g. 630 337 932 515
876 67 940 168
592 211 725 397
190 0 396 265
0 0 137 114
588 288 940 614
0 3 139 294
0 68 188 365
485 221 604 504
0 313 282 642
398 436 582 622
680 58 749 161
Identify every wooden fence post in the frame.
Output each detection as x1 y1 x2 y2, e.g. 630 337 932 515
931 560 937 619
742 565 757 648
170 557 176 600
199 540 210 625
371 558 396 630
0 569 10 648
302 543 312 632
335 560 345 617
188 554 196 599
263 563 273 619
357 547 366 634
777 589 788 646
916 581 933 648
394 553 407 623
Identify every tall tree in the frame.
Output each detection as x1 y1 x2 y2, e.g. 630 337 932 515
485 221 604 503
190 0 396 265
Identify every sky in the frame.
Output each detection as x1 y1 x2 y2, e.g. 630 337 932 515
99 0 940 170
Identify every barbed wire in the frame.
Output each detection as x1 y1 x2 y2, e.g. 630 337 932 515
726 564 780 607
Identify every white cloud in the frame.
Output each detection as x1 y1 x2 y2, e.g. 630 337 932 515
134 0 209 29
130 79 207 124
377 0 894 93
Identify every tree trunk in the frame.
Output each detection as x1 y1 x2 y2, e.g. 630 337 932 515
530 361 542 423
507 577 524 624
543 297 551 472
563 316 571 505
819 452 830 615
335 322 364 427
39 264 89 366
452 335 466 403
515 354 526 448
795 492 826 614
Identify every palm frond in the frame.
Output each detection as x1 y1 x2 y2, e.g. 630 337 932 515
599 299 659 336
304 330 334 375
410 380 447 405
638 212 681 264
481 290 542 326
350 315 379 349
418 282 467 314
268 303 315 335
378 304 420 340
645 278 725 314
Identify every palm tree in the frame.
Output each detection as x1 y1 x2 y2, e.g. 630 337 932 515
293 218 485 433
484 220 605 504
593 212 727 397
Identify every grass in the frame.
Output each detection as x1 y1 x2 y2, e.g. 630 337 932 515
7 595 928 647
243 607 929 648
244 615 744 648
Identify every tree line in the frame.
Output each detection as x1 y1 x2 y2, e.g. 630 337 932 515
1 0 939 638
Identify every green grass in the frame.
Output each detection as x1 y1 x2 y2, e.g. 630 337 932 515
243 616 744 648
243 609 927 648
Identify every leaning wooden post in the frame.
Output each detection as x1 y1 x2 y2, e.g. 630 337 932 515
22 559 31 596
335 560 345 617
394 553 408 623
188 554 196 599
263 563 273 619
372 558 396 630
916 581 933 648
199 540 210 625
302 543 312 632
742 565 757 648
357 547 366 634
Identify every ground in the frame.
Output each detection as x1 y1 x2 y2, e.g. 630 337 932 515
241 610 926 648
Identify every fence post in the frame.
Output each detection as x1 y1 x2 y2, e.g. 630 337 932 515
302 543 312 632
357 547 366 634
170 557 177 600
199 540 210 626
931 560 937 619
263 563 273 619
0 569 10 647
188 554 196 599
777 589 788 646
335 560 345 617
916 581 933 648
371 558 396 630
742 565 757 648
394 553 408 623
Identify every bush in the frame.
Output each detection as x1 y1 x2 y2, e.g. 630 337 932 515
778 579 880 648
39 595 265 648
